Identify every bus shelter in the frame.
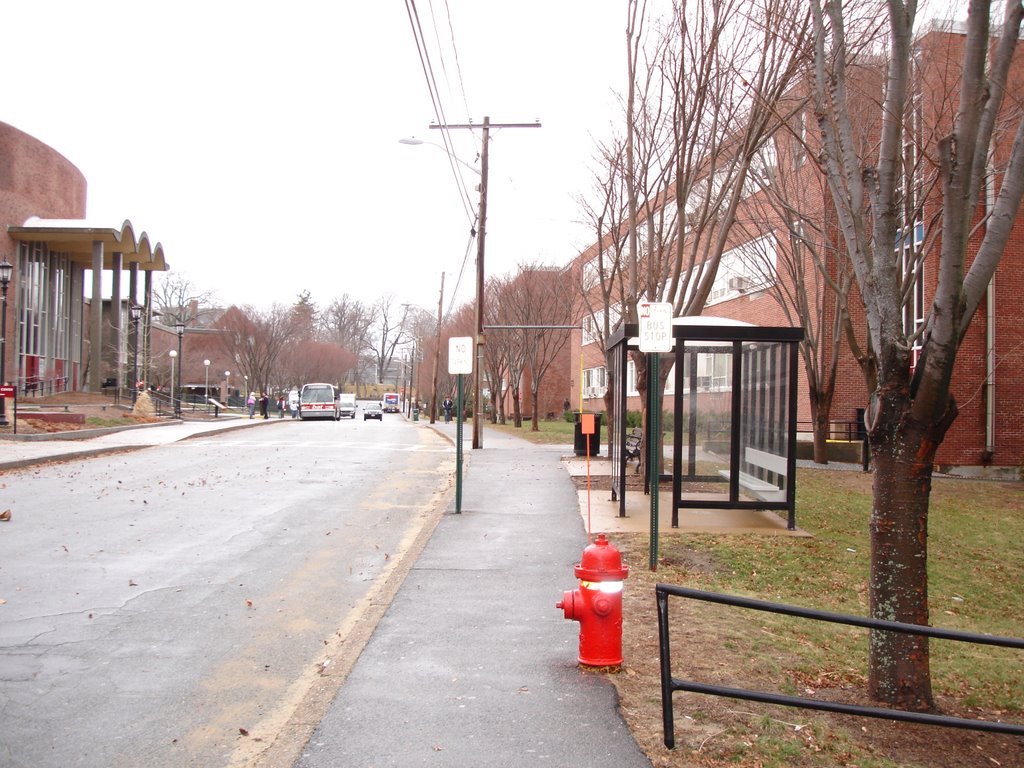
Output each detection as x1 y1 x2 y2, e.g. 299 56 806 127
607 318 804 530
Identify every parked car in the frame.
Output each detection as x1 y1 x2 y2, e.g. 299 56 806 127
338 392 357 418
363 401 383 421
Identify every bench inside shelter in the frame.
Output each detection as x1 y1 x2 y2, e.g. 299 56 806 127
717 447 787 503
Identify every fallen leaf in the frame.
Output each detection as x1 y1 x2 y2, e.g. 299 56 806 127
0 509 11 522
129 579 138 587
238 727 249 737
245 599 253 608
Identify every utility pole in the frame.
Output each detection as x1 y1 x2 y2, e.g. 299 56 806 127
430 271 444 424
430 117 541 449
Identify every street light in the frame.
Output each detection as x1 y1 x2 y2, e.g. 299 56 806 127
168 350 177 417
204 359 211 413
0 257 12 428
174 321 185 417
224 370 230 406
129 303 143 406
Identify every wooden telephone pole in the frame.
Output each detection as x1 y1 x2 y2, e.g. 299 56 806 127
430 117 541 448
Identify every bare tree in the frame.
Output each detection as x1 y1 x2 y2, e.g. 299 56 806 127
217 304 299 396
367 294 410 386
321 294 374 392
484 275 520 426
153 273 215 326
515 264 577 431
581 0 808 465
810 0 1024 708
277 339 356 390
736 129 864 463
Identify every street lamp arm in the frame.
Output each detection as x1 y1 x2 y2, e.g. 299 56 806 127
398 137 481 176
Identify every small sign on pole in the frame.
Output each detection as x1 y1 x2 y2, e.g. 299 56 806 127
638 302 673 353
448 336 473 375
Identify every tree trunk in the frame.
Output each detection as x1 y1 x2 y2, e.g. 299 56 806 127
810 380 837 464
530 390 540 432
867 396 936 711
512 388 522 428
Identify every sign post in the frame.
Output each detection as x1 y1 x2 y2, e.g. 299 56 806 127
448 337 474 514
638 302 673 570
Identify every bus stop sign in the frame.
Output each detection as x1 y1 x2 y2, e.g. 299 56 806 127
639 302 673 353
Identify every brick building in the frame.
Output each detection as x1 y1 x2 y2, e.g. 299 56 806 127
1 121 169 402
570 22 1024 474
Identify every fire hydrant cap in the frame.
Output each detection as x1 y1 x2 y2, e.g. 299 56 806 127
574 533 629 581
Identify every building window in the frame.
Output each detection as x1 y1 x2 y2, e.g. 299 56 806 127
708 234 777 304
898 221 925 369
583 366 607 399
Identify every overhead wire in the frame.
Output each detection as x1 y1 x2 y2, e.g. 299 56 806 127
405 0 481 320
404 0 477 226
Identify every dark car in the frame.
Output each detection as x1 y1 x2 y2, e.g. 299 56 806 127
363 401 383 420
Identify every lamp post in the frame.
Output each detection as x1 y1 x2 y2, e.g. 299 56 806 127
204 359 211 413
168 350 177 416
129 303 143 406
224 371 230 405
0 257 12 428
174 321 185 417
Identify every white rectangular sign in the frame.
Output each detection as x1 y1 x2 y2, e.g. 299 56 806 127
448 336 474 374
639 302 674 353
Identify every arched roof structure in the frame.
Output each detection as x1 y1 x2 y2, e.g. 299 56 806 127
8 217 168 271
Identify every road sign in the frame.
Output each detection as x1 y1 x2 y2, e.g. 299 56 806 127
448 336 474 374
638 302 673 353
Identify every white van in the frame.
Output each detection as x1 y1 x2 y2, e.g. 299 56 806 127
338 392 357 419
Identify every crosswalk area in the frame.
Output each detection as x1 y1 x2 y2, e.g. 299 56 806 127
177 439 454 453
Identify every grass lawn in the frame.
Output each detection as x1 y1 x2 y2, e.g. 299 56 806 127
484 418 1024 766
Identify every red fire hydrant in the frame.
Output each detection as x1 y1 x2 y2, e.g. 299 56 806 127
557 534 629 667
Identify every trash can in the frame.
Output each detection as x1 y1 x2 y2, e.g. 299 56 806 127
413 408 419 422
573 412 602 456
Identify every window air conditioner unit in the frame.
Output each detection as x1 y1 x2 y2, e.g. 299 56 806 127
728 276 750 292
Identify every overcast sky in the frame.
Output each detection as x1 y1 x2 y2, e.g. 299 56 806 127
1 1 636 319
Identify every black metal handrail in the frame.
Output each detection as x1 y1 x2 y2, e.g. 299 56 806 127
656 583 1024 748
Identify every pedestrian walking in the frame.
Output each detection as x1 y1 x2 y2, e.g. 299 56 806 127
443 397 453 423
259 394 269 419
277 395 285 418
247 392 256 418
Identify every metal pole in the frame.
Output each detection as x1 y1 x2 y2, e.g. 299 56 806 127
0 275 9 427
456 373 464 513
169 352 176 416
204 360 210 413
430 272 444 424
649 352 660 571
130 306 141 407
175 329 183 417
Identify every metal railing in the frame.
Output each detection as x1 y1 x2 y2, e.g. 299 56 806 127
796 419 863 441
656 583 1024 749
17 375 71 398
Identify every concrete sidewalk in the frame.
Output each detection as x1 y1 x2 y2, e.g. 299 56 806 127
0 414 279 470
295 425 651 767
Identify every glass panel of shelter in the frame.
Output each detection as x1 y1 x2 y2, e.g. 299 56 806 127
672 340 789 507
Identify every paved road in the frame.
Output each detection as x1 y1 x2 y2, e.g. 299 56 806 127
0 416 454 768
